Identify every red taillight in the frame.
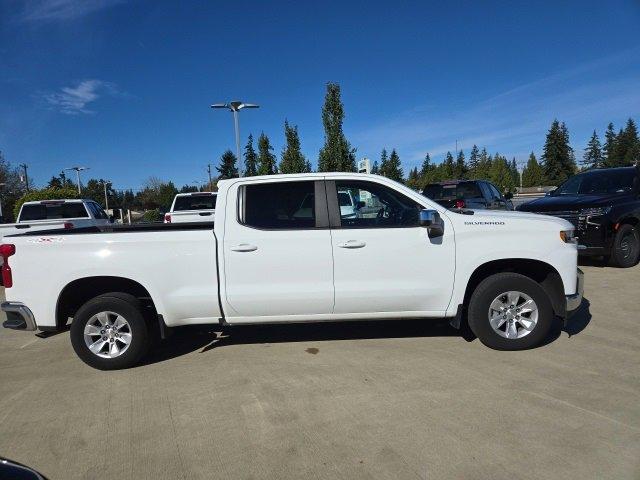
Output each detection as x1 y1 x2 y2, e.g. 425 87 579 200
63 222 74 229
164 213 171 223
454 199 466 209
0 244 16 288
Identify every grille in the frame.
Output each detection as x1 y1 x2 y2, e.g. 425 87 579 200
533 210 586 231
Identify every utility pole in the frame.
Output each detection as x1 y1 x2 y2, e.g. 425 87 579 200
65 166 89 194
19 164 29 191
207 164 213 191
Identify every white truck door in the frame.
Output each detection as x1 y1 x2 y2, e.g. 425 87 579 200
327 179 455 315
222 179 334 319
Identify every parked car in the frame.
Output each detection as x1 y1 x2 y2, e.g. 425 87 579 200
0 199 111 242
517 166 640 268
164 192 217 223
1 173 582 369
423 180 514 210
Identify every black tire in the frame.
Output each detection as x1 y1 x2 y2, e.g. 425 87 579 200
70 293 150 370
608 224 640 268
467 273 554 351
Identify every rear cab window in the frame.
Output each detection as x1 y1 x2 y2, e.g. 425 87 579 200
19 202 89 221
173 194 217 211
423 182 483 201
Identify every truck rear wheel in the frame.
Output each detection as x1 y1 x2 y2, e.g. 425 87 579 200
609 224 640 268
70 293 150 370
467 273 554 350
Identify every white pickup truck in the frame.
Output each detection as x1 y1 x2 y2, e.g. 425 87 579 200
0 199 111 241
164 192 217 223
1 173 583 369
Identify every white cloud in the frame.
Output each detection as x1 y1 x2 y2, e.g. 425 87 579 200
42 79 118 114
17 0 125 23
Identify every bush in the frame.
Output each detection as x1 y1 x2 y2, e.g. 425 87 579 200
13 187 80 219
140 209 163 223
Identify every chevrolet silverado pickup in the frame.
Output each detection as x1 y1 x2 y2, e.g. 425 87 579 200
164 192 217 223
0 199 111 242
1 173 583 369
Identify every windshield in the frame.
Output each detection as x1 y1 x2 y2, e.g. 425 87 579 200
553 169 636 196
423 182 483 200
173 194 217 211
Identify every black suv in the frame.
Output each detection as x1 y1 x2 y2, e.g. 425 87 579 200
517 166 640 267
423 180 514 210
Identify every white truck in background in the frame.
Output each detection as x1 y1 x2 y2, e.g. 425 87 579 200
1 173 583 370
0 199 111 242
164 192 217 223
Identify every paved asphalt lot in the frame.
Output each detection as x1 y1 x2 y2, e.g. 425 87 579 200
0 263 638 480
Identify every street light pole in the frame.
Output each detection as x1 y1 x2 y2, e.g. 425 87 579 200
102 180 110 211
65 166 90 194
210 101 259 177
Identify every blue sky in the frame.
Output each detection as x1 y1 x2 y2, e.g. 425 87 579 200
1 0 639 190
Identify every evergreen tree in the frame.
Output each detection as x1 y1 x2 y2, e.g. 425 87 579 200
216 150 239 179
454 150 467 179
613 118 640 166
582 130 603 169
474 148 492 180
257 133 277 175
521 152 545 187
541 119 576 185
379 149 389 175
317 83 356 172
419 153 436 186
509 158 519 187
603 122 618 167
381 148 404 182
243 134 258 177
490 154 516 192
467 145 480 177
441 152 455 179
406 167 420 190
370 160 379 174
279 121 310 174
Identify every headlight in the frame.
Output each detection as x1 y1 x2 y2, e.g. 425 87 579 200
579 206 611 216
560 229 577 244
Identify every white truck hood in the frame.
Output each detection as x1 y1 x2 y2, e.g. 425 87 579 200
447 209 574 231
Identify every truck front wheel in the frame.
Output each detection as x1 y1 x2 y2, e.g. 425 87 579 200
608 224 640 268
70 293 150 370
467 273 554 350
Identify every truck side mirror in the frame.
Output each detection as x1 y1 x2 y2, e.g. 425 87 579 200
355 201 365 210
108 215 115 223
504 191 513 200
419 209 444 238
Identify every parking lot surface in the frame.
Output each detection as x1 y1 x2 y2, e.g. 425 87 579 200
0 263 638 480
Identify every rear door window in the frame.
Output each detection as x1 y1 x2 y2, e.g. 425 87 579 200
174 194 217 211
20 202 89 221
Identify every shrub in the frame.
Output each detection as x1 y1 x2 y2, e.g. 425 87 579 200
141 209 163 223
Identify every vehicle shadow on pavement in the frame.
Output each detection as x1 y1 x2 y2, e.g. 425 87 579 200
540 297 592 347
141 318 465 366
141 301 591 367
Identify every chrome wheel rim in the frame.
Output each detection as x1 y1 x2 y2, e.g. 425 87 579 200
488 291 538 339
83 311 132 358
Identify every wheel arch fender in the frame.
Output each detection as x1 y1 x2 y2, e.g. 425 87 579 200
460 258 566 320
55 276 162 330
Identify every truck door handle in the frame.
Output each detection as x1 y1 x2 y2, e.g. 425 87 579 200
337 240 366 249
230 244 258 252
